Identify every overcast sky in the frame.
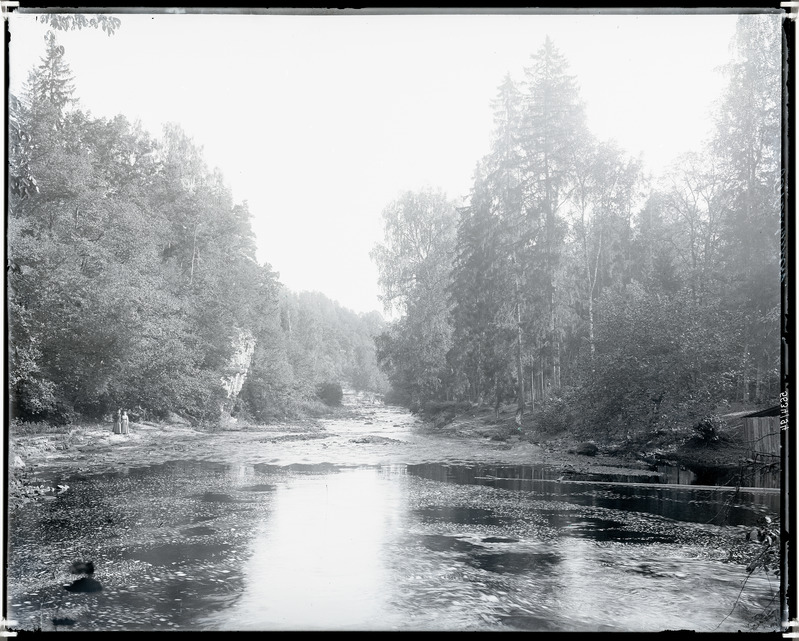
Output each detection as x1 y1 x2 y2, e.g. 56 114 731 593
8 10 771 316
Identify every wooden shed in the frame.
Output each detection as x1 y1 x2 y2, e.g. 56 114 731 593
741 406 780 458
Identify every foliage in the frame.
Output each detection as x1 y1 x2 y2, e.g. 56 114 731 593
527 386 578 437
371 188 458 316
316 382 344 406
711 14 782 405
37 13 122 36
239 287 387 422
421 400 472 415
8 28 387 427
720 514 781 631
10 418 72 436
371 189 458 407
692 415 727 444
449 166 519 407
576 283 740 441
373 21 781 448
10 18 781 439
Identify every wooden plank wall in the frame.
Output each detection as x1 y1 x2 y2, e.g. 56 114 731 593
743 417 780 457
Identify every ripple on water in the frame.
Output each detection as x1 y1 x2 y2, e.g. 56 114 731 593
195 492 238 503
419 534 483 553
415 505 513 526
7 419 781 633
181 525 217 537
465 550 562 575
122 541 233 566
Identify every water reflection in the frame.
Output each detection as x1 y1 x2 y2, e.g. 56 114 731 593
657 462 780 489
202 468 406 630
657 464 699 485
540 513 677 543
10 458 779 632
419 534 481 553
416 505 511 526
201 463 777 631
123 541 232 567
406 463 779 526
466 550 561 574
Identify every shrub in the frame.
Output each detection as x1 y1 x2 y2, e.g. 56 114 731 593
10 418 70 436
690 414 729 445
316 382 343 406
298 397 333 417
529 387 576 437
422 400 472 415
383 385 412 408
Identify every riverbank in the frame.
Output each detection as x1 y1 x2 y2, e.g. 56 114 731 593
418 400 760 470
8 396 761 511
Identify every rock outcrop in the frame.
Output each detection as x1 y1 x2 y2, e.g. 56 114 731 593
220 329 256 401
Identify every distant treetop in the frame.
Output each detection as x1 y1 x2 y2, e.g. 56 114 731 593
36 13 121 36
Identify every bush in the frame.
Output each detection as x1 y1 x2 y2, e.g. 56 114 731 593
529 387 576 437
422 400 472 415
573 442 599 456
382 385 413 408
297 397 334 417
690 414 728 445
316 382 343 406
10 418 71 436
177 371 230 426
10 376 75 425
578 286 739 442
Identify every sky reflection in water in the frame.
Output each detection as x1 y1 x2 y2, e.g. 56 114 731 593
205 468 405 630
199 464 778 632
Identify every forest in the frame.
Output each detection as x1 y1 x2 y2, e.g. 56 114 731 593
7 17 387 426
371 15 783 443
7 15 783 446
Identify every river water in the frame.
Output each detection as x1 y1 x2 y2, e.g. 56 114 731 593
6 402 782 632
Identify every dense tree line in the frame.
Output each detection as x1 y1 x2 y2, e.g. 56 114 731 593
373 16 782 442
242 290 387 422
8 26 387 425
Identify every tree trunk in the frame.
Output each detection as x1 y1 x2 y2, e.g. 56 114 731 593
550 289 561 390
581 197 601 361
494 377 502 419
189 221 199 285
539 368 545 402
755 362 763 403
741 344 750 403
515 298 525 416
544 146 558 393
511 252 525 417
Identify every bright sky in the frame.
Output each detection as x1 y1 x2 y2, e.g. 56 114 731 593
7 10 770 316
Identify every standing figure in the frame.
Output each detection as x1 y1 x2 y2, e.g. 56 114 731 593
121 411 129 435
114 409 122 434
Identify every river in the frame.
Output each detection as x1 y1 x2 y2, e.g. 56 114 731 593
6 400 781 632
